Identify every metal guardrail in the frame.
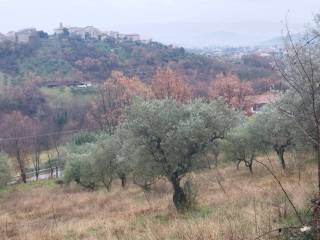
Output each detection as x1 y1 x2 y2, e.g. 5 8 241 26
8 164 63 185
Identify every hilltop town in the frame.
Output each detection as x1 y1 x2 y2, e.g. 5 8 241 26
0 23 149 44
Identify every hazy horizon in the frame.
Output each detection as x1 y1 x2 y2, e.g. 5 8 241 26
0 0 319 47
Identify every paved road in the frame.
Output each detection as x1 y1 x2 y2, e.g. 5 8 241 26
8 167 62 184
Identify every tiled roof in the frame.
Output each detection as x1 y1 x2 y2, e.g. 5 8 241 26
248 92 278 105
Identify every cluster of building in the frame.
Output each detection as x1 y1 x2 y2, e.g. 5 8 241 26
0 28 39 43
0 23 146 44
194 46 280 59
54 23 142 42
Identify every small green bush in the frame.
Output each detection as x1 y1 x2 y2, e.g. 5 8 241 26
73 132 97 146
64 158 98 190
55 179 64 185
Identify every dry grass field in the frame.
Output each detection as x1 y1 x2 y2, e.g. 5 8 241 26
0 155 317 240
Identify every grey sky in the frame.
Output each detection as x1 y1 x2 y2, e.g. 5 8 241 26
0 0 319 46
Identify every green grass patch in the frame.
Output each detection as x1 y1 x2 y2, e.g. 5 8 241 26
40 86 96 112
87 225 105 238
153 213 170 224
133 215 147 227
64 230 78 240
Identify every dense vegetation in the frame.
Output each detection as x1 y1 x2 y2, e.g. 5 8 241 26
0 32 281 162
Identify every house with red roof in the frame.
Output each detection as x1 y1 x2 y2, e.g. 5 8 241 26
247 92 279 114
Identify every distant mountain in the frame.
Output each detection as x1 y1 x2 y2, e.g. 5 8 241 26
112 22 305 48
257 33 304 47
193 31 265 47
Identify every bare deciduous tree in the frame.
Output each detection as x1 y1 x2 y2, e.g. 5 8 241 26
0 111 36 183
276 16 320 237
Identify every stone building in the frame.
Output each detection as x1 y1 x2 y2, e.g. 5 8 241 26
15 28 37 43
54 23 103 40
125 34 140 41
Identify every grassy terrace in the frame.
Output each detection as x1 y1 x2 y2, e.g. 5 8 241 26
0 155 316 240
40 86 97 106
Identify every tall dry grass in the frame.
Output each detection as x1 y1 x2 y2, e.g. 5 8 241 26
0 155 317 240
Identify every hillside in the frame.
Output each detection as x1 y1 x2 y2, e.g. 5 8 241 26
0 31 278 88
0 30 284 157
0 34 220 85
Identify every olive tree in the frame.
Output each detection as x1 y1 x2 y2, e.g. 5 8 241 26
223 124 257 174
93 137 122 191
0 153 11 187
116 160 132 189
63 132 130 192
248 106 295 169
63 142 99 190
121 98 238 211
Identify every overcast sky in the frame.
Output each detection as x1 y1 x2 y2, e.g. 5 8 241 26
0 0 319 46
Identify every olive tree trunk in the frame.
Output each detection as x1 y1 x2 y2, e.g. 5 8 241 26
246 160 253 174
245 155 255 174
170 172 187 211
118 172 127 189
120 175 127 189
274 146 286 170
17 151 27 183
